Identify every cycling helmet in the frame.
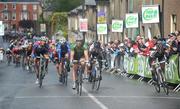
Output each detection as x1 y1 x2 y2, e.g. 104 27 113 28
94 42 101 48
75 33 83 41
59 37 66 44
40 36 47 41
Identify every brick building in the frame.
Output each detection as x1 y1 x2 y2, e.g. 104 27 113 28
0 0 42 32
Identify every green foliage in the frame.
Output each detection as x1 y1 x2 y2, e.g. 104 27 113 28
51 12 68 38
51 0 84 12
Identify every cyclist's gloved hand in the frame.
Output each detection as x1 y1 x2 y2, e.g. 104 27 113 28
70 60 73 67
31 54 35 59
86 61 90 67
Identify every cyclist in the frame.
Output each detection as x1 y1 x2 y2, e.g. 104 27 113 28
26 41 34 70
70 34 89 89
52 37 70 83
88 41 104 81
32 36 49 84
149 39 166 83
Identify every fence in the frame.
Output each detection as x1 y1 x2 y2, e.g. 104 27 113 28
111 53 180 92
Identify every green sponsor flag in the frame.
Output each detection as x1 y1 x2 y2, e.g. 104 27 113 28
142 5 159 23
125 13 139 28
97 24 107 35
112 20 123 32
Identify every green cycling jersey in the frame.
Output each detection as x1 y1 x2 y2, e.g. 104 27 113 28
71 43 88 60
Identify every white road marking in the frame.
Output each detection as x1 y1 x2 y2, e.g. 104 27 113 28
82 87 109 109
15 95 180 100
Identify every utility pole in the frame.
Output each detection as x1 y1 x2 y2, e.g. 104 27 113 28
82 0 85 43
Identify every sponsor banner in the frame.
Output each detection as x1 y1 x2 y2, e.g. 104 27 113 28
112 20 123 32
125 13 139 28
124 54 180 83
142 5 160 23
97 24 107 35
79 18 88 32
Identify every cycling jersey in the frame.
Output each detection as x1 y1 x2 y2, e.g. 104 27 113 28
71 43 88 60
55 42 70 60
32 42 49 58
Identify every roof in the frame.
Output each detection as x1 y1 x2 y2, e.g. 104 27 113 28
68 0 96 15
85 0 96 6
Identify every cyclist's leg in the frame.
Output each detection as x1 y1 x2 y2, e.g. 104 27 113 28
35 58 40 83
56 61 62 82
72 63 78 89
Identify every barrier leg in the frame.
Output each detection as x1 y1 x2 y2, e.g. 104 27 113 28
173 84 180 92
138 77 144 81
148 79 153 85
129 75 134 79
175 85 180 92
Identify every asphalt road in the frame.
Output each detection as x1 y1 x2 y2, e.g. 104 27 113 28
0 41 180 109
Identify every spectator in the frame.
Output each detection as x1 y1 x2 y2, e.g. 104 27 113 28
176 34 180 54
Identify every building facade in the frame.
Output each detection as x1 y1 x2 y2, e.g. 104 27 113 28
68 0 97 43
0 0 42 32
69 0 180 43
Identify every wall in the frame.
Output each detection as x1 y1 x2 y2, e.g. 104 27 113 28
164 0 180 37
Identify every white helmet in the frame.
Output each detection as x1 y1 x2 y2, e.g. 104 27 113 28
76 33 83 41
59 37 66 44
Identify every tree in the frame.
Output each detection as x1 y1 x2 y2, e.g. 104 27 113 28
50 0 83 12
19 20 34 29
51 12 68 37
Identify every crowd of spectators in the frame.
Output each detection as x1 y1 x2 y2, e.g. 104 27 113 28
102 31 180 73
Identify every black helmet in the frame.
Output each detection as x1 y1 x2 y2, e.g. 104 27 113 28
94 42 101 48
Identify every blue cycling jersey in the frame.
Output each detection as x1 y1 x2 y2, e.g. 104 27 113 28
56 42 70 60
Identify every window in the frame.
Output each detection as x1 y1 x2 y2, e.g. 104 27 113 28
171 14 177 33
12 4 16 9
21 12 28 20
4 4 8 10
33 13 37 20
22 4 27 10
33 5 37 11
4 13 8 20
12 13 16 20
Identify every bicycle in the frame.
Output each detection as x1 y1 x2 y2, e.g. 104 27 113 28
151 57 169 95
61 58 69 85
89 58 105 91
6 54 12 66
37 55 48 88
27 56 35 73
73 60 86 96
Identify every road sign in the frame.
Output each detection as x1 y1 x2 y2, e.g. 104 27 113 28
125 13 139 28
97 24 107 35
79 18 88 32
142 5 159 23
0 24 4 36
97 11 106 23
112 20 123 32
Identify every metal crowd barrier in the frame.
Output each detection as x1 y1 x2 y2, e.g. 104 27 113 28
121 54 180 92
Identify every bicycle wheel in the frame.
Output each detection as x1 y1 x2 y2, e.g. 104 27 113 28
64 69 68 86
162 83 169 95
158 71 169 95
154 72 160 93
39 72 43 88
96 74 102 91
7 56 11 66
91 75 96 90
79 69 83 96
